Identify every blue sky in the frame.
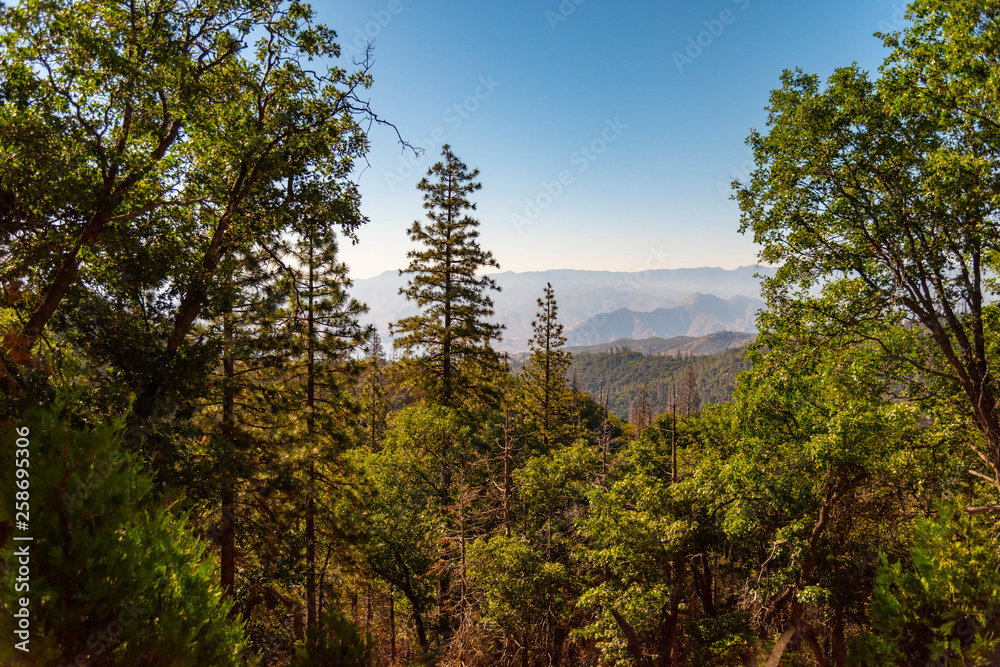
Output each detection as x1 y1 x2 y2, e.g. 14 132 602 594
317 1 911 279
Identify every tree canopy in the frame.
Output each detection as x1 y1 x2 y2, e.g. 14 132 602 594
3 1 1000 665
736 3 1000 500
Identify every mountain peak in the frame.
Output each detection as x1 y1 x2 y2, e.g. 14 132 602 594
565 293 763 347
350 266 773 352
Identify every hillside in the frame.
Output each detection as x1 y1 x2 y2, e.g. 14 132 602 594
566 330 756 357
568 344 753 420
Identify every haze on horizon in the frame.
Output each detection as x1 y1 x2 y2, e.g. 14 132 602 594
318 1 911 280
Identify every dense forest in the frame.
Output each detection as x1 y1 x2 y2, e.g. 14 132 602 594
564 330 756 357
2 1 1000 666
568 345 752 419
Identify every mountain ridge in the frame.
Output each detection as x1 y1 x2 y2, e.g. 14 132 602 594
349 265 774 352
565 330 756 357
565 294 763 347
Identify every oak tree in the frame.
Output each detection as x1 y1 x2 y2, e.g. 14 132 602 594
0 0 376 408
736 2 1000 501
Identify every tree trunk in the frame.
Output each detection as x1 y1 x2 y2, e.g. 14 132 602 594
18 118 182 356
412 600 429 653
802 621 828 667
390 584 397 664
318 543 333 631
664 558 685 667
741 639 762 667
460 494 468 623
503 403 514 537
693 554 716 617
671 385 677 482
221 311 237 615
442 211 453 405
306 238 318 641
366 582 372 634
306 487 316 636
611 608 650 667
764 602 802 667
831 606 847 667
221 483 236 604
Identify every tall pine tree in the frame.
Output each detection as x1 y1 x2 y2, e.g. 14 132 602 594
278 200 370 647
188 244 291 611
359 331 389 451
391 145 503 406
522 283 572 449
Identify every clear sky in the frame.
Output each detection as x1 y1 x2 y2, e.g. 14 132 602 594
316 1 911 279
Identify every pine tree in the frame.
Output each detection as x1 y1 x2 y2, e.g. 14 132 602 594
628 383 653 436
278 208 369 645
191 245 291 611
183 176 372 651
390 145 503 406
522 283 572 449
359 331 389 451
0 398 250 665
680 364 701 416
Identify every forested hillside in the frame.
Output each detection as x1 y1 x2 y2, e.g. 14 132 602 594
565 329 756 357
2 2 1000 667
568 345 751 419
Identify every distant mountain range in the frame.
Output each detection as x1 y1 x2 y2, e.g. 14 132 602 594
565 294 764 347
349 266 773 353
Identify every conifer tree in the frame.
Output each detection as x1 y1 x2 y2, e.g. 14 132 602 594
391 145 503 406
0 397 250 665
523 283 572 448
360 331 389 450
190 245 290 610
184 178 369 651
628 384 653 436
278 204 369 645
680 364 701 416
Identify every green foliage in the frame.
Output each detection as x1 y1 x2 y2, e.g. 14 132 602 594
518 440 600 535
6 1 1000 665
729 9 1000 655
568 346 750 419
577 421 701 666
358 332 390 450
851 507 1000 667
879 1 1000 155
0 395 249 666
725 347 923 577
295 607 375 667
0 0 372 410
735 2 1000 489
467 535 567 655
522 283 574 448
391 145 504 408
352 405 478 653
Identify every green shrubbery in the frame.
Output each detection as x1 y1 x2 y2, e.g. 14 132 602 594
1 396 250 665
